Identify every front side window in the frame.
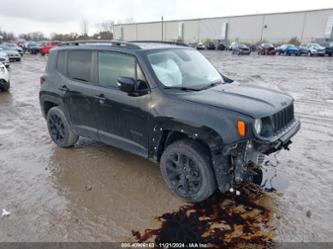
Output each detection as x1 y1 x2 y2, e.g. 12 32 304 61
67 50 92 82
147 49 222 89
98 52 136 88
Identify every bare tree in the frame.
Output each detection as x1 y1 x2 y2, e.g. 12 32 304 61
97 20 115 33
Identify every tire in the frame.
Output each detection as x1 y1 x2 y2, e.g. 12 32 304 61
160 139 216 202
47 106 78 148
0 80 10 91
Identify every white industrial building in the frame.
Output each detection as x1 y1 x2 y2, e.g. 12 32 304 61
114 8 333 44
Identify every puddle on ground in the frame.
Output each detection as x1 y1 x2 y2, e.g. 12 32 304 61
261 163 289 193
132 164 289 248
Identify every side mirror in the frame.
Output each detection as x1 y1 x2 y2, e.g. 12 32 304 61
117 77 137 94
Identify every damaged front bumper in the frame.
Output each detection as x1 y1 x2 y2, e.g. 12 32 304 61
215 119 301 193
254 119 301 155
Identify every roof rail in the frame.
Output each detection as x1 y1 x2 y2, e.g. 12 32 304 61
129 40 188 47
59 40 141 49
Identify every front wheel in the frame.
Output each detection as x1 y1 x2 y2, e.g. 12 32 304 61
160 139 217 202
47 106 78 148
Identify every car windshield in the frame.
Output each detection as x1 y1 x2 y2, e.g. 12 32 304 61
147 49 223 89
311 44 321 49
262 43 273 48
238 44 247 48
5 44 15 48
0 46 10 51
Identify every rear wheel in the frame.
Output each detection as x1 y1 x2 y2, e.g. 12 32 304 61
47 106 78 148
160 139 216 202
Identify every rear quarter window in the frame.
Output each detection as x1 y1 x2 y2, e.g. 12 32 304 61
56 51 66 74
67 50 92 82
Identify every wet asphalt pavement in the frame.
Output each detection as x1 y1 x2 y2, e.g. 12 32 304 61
0 52 332 244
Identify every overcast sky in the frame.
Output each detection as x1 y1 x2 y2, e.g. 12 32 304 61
0 0 332 36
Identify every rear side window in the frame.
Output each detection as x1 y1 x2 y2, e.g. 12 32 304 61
56 51 66 74
67 51 92 82
98 52 135 88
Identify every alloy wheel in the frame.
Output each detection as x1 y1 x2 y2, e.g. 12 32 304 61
165 152 203 196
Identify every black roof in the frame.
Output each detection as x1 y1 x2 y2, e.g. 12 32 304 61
57 40 188 52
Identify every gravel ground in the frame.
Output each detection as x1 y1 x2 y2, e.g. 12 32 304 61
0 52 332 244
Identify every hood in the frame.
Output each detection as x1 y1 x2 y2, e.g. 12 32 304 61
180 83 293 118
311 46 325 51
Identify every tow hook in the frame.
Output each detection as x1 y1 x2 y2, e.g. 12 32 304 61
282 141 292 151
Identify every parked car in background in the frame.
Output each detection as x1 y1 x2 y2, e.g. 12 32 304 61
276 44 299 56
229 41 237 51
217 43 226 51
231 43 251 55
26 42 40 54
196 42 205 50
298 43 325 56
257 43 276 55
0 63 10 92
0 49 10 68
39 41 59 56
206 42 216 50
0 45 21 61
2 43 24 56
322 42 333 56
298 44 309 56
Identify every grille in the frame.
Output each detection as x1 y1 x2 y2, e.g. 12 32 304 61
272 104 294 134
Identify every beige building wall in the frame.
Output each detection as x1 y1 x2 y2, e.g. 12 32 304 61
123 24 137 41
227 15 263 43
262 13 304 43
302 9 333 41
164 21 178 41
183 20 200 42
199 18 228 41
113 8 333 43
136 22 162 40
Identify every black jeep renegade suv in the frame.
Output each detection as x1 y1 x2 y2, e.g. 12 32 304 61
39 41 301 202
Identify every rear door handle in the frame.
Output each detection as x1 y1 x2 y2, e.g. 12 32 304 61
95 94 107 104
58 85 69 92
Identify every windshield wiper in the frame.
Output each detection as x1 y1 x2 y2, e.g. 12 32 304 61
198 80 223 90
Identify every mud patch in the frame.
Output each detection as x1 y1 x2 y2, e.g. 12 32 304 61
132 186 275 248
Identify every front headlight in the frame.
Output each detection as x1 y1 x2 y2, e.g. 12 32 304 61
254 119 262 134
